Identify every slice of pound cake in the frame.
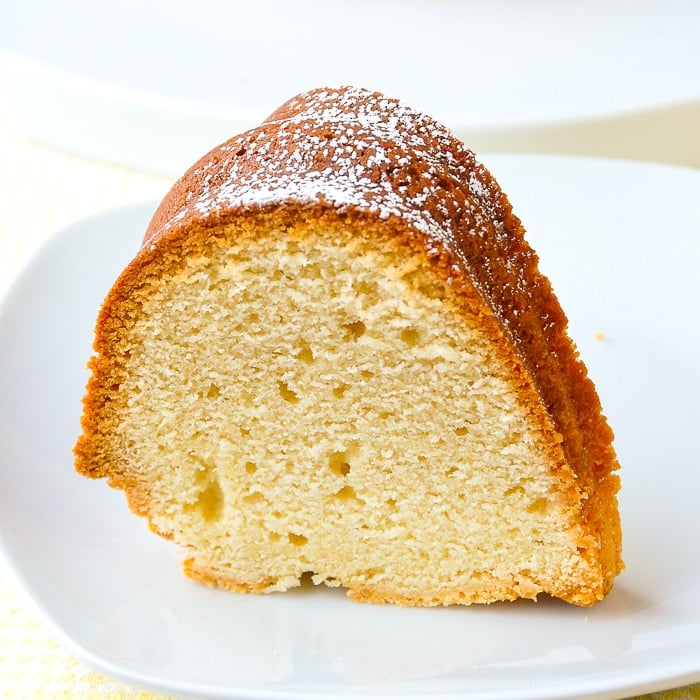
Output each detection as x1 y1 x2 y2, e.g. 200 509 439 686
74 86 622 606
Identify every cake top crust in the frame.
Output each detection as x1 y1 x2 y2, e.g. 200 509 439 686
144 86 515 286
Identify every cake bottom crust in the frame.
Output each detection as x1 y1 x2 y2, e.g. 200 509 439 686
183 559 606 607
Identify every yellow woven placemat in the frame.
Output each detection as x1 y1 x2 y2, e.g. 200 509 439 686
0 119 698 700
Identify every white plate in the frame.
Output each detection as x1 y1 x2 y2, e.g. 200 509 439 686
1 155 699 700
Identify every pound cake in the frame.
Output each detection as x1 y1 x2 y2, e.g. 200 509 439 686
74 86 622 606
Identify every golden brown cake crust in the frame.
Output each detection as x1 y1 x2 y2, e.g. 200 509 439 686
75 86 622 604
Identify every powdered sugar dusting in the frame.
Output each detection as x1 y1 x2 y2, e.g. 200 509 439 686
146 86 505 268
